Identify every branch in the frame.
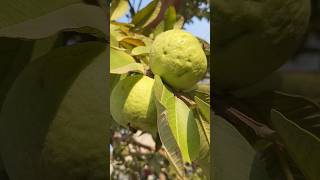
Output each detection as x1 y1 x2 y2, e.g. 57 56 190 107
137 0 143 11
274 144 295 180
213 95 277 140
128 0 136 17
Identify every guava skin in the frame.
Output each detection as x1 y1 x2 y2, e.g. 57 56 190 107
150 29 207 90
110 75 157 135
212 0 311 90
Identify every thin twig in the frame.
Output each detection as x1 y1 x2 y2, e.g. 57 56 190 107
213 96 277 140
274 144 295 180
128 0 136 17
137 0 143 11
176 93 196 107
129 136 155 151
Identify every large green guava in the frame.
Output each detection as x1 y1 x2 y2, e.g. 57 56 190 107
0 42 107 180
150 29 207 90
212 0 311 90
110 75 157 136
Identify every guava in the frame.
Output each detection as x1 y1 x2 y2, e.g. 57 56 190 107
0 42 107 180
110 75 157 136
150 29 207 90
212 0 311 90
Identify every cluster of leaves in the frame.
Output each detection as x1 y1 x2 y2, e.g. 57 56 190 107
0 0 107 179
114 0 209 25
110 0 210 179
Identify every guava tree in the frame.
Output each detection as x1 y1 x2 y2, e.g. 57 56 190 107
110 0 210 179
0 1 108 179
213 0 320 180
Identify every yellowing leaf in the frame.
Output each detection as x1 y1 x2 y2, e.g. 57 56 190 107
110 0 129 21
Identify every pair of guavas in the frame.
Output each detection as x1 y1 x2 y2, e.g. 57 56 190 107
110 29 207 135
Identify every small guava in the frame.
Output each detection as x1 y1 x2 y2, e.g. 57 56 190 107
150 29 207 90
110 75 157 136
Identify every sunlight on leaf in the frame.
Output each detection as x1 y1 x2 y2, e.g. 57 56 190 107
153 75 185 178
110 62 145 75
110 48 135 71
110 0 129 21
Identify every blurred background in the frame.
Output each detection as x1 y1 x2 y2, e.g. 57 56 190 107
283 0 320 71
269 0 320 102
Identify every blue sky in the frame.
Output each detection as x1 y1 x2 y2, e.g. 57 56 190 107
117 0 210 43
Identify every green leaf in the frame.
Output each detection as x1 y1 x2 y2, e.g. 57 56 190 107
196 111 210 146
110 33 119 47
0 38 34 109
110 48 135 71
110 62 145 74
0 0 81 27
1 35 63 110
153 21 165 36
0 41 107 179
110 74 124 93
131 46 150 56
154 76 200 163
174 16 184 29
151 6 176 35
153 75 184 178
0 4 106 39
194 110 210 179
195 96 210 122
166 96 200 162
110 0 129 21
189 83 210 104
31 34 64 60
213 115 271 180
131 0 161 29
271 110 320 180
153 75 174 103
164 6 176 31
244 91 320 138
